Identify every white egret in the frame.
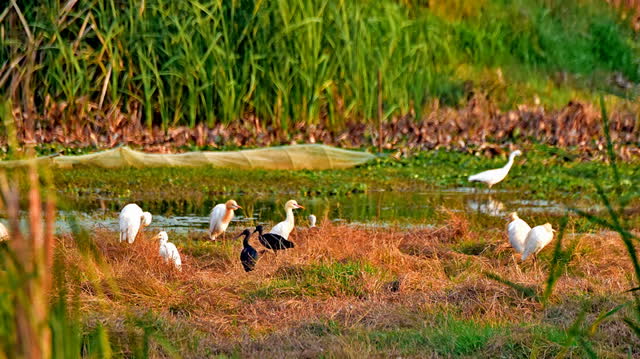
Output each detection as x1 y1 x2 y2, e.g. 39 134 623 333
119 204 152 244
269 199 304 240
506 212 531 254
521 223 555 261
308 214 317 228
157 231 182 270
468 150 522 188
0 222 8 241
209 200 242 240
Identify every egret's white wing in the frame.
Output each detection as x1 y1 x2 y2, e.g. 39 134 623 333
160 242 182 269
126 220 141 244
269 220 289 239
508 219 531 254
166 243 182 268
522 226 545 260
119 204 142 243
209 204 227 233
468 168 507 184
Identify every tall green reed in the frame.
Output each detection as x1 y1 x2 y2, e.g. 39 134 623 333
1 0 638 135
0 97 175 356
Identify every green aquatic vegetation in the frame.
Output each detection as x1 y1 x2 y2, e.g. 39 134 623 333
50 146 640 205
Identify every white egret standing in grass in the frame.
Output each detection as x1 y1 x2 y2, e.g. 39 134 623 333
521 223 555 261
468 150 522 188
308 214 317 228
270 199 304 240
0 222 8 241
506 212 531 254
119 203 152 244
157 231 182 270
209 200 242 240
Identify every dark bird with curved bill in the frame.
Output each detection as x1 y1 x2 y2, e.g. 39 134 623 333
254 225 295 253
237 229 259 272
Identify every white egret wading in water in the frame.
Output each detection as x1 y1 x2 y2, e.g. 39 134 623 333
507 212 531 254
269 200 304 240
157 231 182 270
521 223 555 261
468 150 522 188
119 203 152 244
209 200 242 240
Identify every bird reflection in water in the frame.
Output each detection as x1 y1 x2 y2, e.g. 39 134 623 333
466 196 505 217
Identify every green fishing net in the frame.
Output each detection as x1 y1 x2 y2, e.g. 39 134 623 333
0 145 375 170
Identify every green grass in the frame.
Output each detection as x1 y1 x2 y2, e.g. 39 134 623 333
277 315 575 357
245 261 381 300
2 0 639 133
365 316 502 356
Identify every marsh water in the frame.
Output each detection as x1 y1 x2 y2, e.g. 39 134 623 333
52 188 601 234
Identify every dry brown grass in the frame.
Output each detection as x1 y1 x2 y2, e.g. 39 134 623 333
55 213 638 356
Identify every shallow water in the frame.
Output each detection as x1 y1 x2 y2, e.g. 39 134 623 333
52 188 599 234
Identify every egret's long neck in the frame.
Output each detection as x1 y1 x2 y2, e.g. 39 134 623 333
222 208 234 225
285 208 295 229
503 154 516 171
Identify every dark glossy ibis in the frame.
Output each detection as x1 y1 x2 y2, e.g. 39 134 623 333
254 225 295 253
237 229 259 272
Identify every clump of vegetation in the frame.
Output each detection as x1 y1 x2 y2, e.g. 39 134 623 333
246 261 381 300
1 0 639 141
47 144 640 204
0 161 637 356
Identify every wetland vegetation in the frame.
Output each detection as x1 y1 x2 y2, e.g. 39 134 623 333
53 145 639 204
1 0 640 357
0 142 632 357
